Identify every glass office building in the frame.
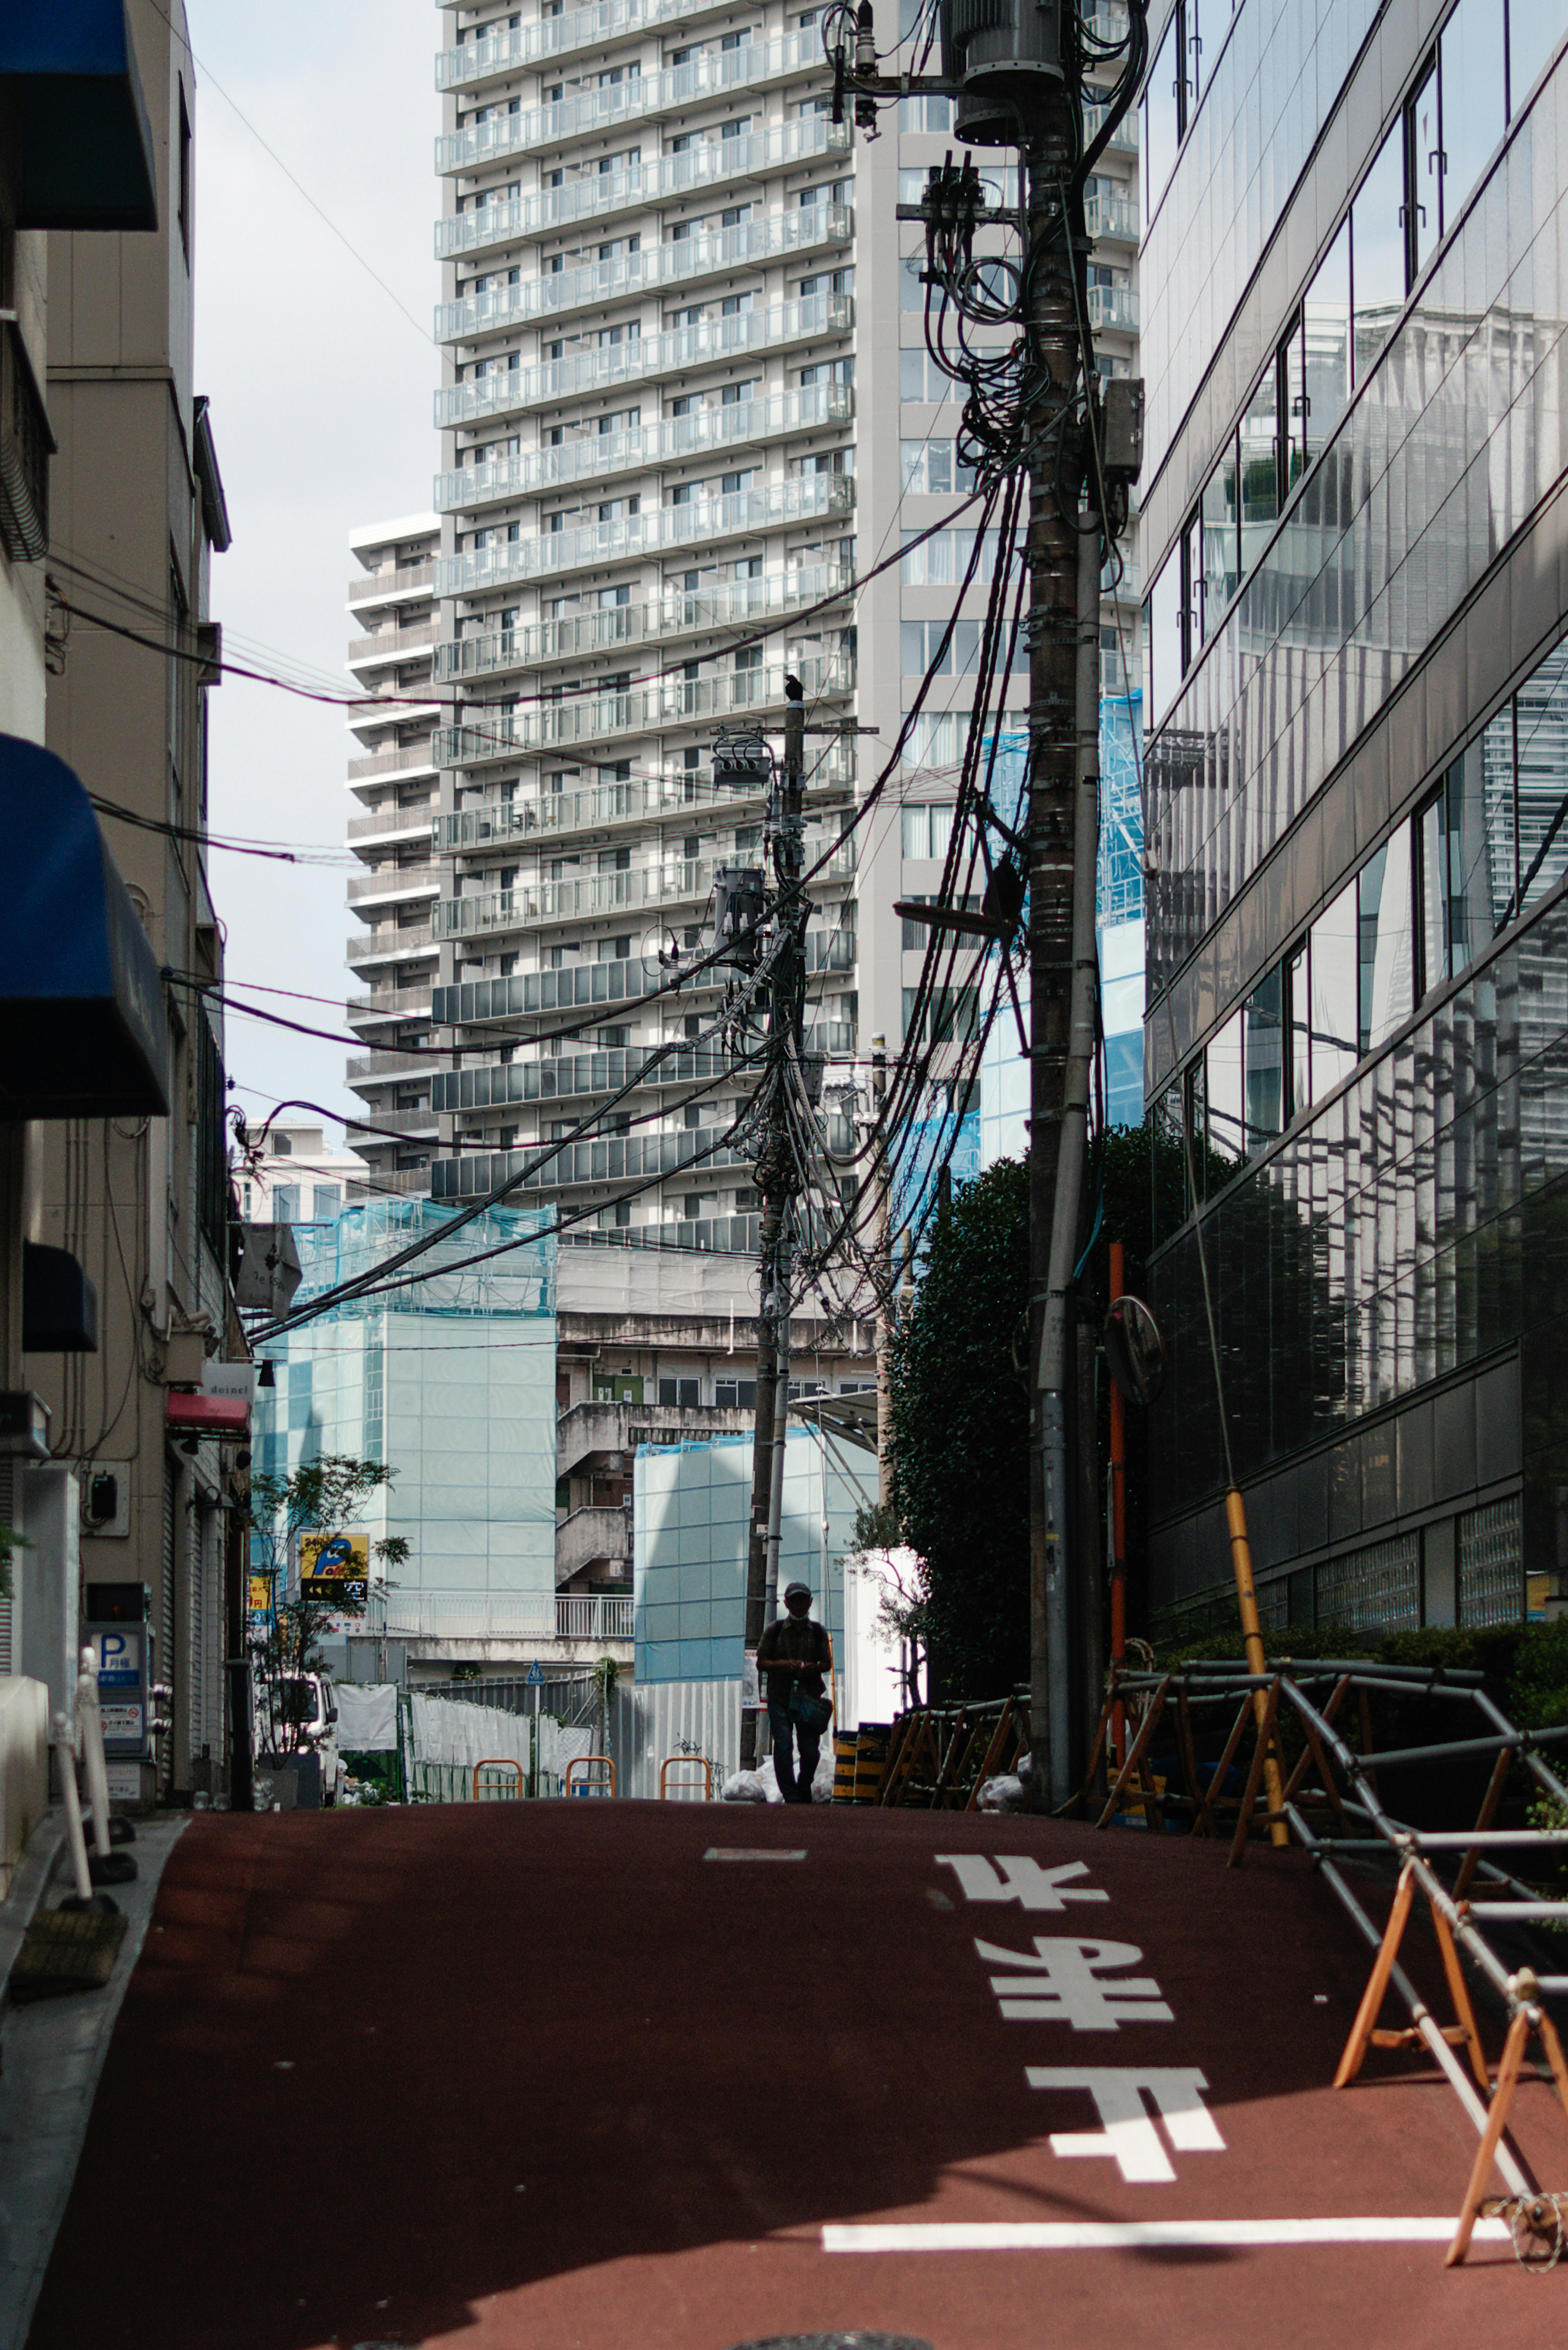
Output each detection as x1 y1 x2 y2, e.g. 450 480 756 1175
1140 0 1568 1634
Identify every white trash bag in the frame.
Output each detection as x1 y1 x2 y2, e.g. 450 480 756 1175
721 1758 785 1804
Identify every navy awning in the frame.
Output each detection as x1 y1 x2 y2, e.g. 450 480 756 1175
0 734 169 1119
0 0 158 232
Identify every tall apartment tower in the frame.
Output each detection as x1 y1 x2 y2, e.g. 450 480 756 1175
1141 0 1568 1639
412 0 1138 1244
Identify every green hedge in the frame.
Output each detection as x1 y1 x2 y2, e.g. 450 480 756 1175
1154 1616 1568 1734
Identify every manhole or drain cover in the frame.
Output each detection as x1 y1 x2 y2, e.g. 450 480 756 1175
726 2337 935 2350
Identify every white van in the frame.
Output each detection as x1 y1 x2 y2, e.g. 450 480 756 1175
258 1671 344 1806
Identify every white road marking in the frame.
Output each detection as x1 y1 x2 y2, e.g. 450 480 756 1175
822 2217 1510 2253
703 1848 808 1861
935 1855 1111 1912
976 1935 1174 2029
1027 2067 1225 2183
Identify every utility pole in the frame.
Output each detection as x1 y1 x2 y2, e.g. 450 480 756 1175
870 1033 893 1510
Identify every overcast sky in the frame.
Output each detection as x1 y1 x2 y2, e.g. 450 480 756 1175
191 0 439 1148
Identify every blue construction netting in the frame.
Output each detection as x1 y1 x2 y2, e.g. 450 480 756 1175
1097 691 1145 928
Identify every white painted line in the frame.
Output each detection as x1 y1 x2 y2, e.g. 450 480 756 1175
704 1848 808 1861
821 2217 1511 2254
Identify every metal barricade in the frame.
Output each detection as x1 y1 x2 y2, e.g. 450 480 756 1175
659 1754 712 1800
473 1757 525 1801
566 1754 616 1798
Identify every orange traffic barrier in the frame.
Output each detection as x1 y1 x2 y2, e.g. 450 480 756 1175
473 1757 525 1801
566 1754 616 1798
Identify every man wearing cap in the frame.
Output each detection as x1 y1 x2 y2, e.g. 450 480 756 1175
757 1581 834 1804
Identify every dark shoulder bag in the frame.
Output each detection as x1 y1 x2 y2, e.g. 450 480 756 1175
787 1626 833 1735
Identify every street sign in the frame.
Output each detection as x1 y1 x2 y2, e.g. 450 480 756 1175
248 1576 271 1612
300 1532 370 1614
526 1661 543 1686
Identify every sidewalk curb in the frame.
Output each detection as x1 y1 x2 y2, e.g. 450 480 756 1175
0 1810 66 2010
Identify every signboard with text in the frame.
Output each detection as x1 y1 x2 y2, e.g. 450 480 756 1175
299 1531 369 1614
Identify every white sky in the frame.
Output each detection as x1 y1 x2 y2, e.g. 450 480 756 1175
191 0 439 1144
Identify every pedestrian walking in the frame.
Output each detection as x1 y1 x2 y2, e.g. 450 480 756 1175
758 1580 833 1804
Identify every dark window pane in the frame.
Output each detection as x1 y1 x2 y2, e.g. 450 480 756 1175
1303 219 1351 446
1352 119 1407 377
1310 878 1359 1093
1152 1078 1187 1241
1419 789 1448 995
1238 367 1279 571
1287 942 1311 1111
1243 966 1285 1152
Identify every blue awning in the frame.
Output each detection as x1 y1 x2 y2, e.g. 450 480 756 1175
0 0 158 232
0 734 169 1119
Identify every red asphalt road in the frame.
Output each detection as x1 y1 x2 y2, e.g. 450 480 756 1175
27 1803 1566 2350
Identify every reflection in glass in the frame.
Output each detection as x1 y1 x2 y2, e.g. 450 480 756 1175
1358 825 1414 1055
1419 787 1447 995
1515 645 1568 913
1205 1007 1244 1169
1243 966 1284 1151
1183 514 1204 648
1351 121 1407 378
1288 941 1311 1112
1302 221 1351 454
1239 367 1279 573
1202 441 1238 622
1310 879 1359 1095
1442 0 1506 211
1479 707 1519 930
1146 548 1183 720
1508 0 1568 116
1152 1078 1186 1241
1410 63 1441 273
1142 12 1180 218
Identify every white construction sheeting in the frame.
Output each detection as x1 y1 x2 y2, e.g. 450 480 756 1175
624 1677 742 1800
409 1691 531 1775
334 1682 399 1752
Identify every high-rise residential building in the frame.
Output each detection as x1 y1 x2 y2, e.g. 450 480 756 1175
345 515 443 1195
1142 0 1568 1640
418 0 1138 1240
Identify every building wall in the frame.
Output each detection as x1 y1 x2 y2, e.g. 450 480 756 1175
1140 0 1568 1632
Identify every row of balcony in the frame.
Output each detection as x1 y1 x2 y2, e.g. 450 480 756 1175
436 754 854 854
1086 283 1138 334
347 622 441 670
428 918 853 1032
437 382 851 515
345 1048 439 1083
437 0 746 91
435 290 851 428
436 33 825 177
1083 100 1138 159
347 561 435 607
345 860 441 909
350 1108 437 1142
435 836 853 939
437 204 850 345
434 119 850 260
345 804 438 847
437 655 855 769
346 982 434 1024
346 741 440 784
432 1127 755 1199
437 470 854 596
1083 189 1138 244
347 927 437 968
434 562 850 683
432 1040 750 1114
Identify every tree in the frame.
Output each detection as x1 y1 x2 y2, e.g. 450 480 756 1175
241 1456 410 1754
888 1158 1031 1697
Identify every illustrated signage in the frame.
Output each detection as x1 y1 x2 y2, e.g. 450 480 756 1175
299 1531 369 1612
248 1576 271 1612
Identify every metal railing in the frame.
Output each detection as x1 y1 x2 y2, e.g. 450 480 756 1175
437 0 753 88
345 1049 433 1082
436 32 825 174
434 119 849 256
345 861 441 905
433 1126 756 1200
0 318 54 565
1084 190 1139 243
347 623 441 666
345 807 437 845
347 743 439 782
437 206 850 344
347 984 434 1023
1084 100 1138 157
556 1595 634 1641
435 829 852 937
434 564 851 683
347 927 436 965
348 562 434 604
1075 1655 1568 2268
1085 283 1138 333
435 292 852 428
437 657 855 765
437 473 854 595
432 1040 749 1115
436 749 858 852
435 382 852 513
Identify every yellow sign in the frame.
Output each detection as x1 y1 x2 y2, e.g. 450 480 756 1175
300 1532 369 1581
248 1576 271 1612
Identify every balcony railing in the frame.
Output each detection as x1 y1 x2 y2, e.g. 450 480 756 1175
347 743 440 783
349 1108 437 1140
436 832 853 940
434 119 849 259
345 861 442 905
437 0 744 89
347 927 436 965
435 292 853 431
345 807 437 845
1085 283 1138 332
1084 190 1138 243
437 657 855 767
1084 100 1138 158
436 32 825 175
437 751 854 852
373 1592 631 1641
434 563 851 685
0 319 54 565
437 205 850 344
347 984 435 1023
433 1127 756 1200
346 1050 436 1082
437 384 852 515
433 1041 750 1114
347 623 441 667
437 472 853 597
555 1594 634 1641
348 562 434 605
